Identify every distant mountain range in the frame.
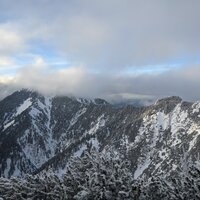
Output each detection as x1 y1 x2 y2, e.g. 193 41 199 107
0 89 199 179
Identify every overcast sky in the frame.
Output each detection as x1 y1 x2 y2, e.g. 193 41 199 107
0 0 200 101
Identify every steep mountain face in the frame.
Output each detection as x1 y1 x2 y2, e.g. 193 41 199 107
0 90 199 179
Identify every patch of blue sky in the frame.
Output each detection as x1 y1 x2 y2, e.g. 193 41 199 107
28 39 58 58
0 16 8 23
26 39 69 69
0 10 13 23
0 66 19 76
165 54 200 65
125 55 200 75
14 53 69 69
13 55 34 66
124 64 180 75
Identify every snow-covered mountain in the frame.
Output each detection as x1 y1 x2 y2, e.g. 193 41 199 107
0 90 200 179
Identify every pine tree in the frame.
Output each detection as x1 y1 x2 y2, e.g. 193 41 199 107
0 148 140 200
63 148 140 199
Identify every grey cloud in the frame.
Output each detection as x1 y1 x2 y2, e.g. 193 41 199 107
0 64 196 102
0 1 199 101
0 82 18 99
0 0 200 69
0 24 25 56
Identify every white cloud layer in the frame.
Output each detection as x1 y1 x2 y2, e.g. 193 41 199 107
0 1 200 68
0 1 199 100
0 24 25 55
0 63 198 102
0 56 14 66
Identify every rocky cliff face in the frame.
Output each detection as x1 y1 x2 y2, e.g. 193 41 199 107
0 90 199 179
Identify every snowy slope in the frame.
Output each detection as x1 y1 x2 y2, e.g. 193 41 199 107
0 91 200 180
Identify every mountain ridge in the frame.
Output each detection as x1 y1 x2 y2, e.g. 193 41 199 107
0 89 199 180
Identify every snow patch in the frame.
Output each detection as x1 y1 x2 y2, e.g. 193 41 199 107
89 137 100 150
74 144 87 157
188 130 200 151
69 107 87 128
16 98 32 116
172 164 177 171
134 157 151 179
192 102 200 114
4 158 11 177
170 104 188 134
88 115 106 135
157 111 170 130
3 120 15 131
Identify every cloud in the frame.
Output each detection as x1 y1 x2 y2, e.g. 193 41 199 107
0 24 25 55
0 62 198 102
0 1 199 101
1 0 200 69
0 23 27 70
13 64 107 98
0 56 14 67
